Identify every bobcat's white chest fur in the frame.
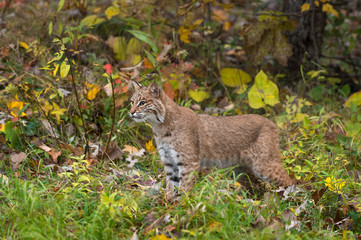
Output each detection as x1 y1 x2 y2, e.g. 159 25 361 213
129 83 294 200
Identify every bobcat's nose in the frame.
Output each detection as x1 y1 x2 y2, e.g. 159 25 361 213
129 106 136 115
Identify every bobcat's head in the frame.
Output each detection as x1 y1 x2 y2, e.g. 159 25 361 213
129 83 166 124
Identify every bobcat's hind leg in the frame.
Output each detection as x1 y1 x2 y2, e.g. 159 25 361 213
251 161 294 187
247 125 294 187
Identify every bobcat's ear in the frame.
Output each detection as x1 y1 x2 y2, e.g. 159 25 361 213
148 83 161 98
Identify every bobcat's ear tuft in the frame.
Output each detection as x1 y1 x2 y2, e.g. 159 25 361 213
148 83 161 98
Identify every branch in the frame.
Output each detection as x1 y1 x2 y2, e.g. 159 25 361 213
65 50 89 159
101 73 116 162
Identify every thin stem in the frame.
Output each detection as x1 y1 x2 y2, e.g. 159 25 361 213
65 50 89 159
101 73 116 162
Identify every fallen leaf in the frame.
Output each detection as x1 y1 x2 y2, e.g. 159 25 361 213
39 144 61 163
49 149 61 163
123 145 140 154
41 119 59 138
0 174 9 185
150 234 171 240
39 144 51 152
164 225 176 232
104 64 112 74
19 41 29 50
311 187 327 204
10 152 26 170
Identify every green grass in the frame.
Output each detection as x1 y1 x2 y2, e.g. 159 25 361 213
1 1 361 239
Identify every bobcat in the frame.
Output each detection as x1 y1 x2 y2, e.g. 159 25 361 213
129 83 293 199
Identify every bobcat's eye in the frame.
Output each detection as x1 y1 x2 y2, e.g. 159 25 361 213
138 101 146 106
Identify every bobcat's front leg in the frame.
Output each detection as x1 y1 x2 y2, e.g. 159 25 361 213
164 159 198 200
158 142 198 200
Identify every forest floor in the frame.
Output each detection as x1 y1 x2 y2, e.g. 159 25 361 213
0 1 361 239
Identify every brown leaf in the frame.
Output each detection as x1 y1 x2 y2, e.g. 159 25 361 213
144 213 168 234
164 225 176 232
39 144 51 152
41 120 59 138
13 74 26 84
107 145 123 161
312 187 327 204
59 143 84 157
10 152 26 170
39 144 61 163
49 149 61 163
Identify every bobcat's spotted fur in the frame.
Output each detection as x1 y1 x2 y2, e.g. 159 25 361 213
129 83 293 199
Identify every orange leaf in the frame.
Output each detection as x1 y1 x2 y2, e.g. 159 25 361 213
144 58 154 70
164 82 174 100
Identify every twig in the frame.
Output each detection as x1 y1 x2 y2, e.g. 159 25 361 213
121 60 144 82
321 54 361 68
310 6 319 61
101 73 116 162
251 11 302 17
65 50 89 159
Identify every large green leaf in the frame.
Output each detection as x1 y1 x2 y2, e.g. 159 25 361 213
220 68 252 88
127 30 158 53
188 89 208 103
60 60 70 78
248 70 280 109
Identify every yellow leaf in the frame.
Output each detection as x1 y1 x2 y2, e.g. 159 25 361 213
40 99 53 115
314 1 320 7
324 177 345 194
19 41 29 50
188 89 208 103
80 15 105 26
345 91 361 108
236 83 249 95
248 70 280 109
7 100 27 117
146 140 156 153
208 221 222 232
53 63 60 77
105 6 120 20
322 3 338 18
223 21 231 31
178 26 191 43
220 68 252 87
0 124 5 132
78 175 91 182
301 3 310 12
87 85 101 100
60 60 70 78
50 102 67 124
150 234 171 240
193 19 203 26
